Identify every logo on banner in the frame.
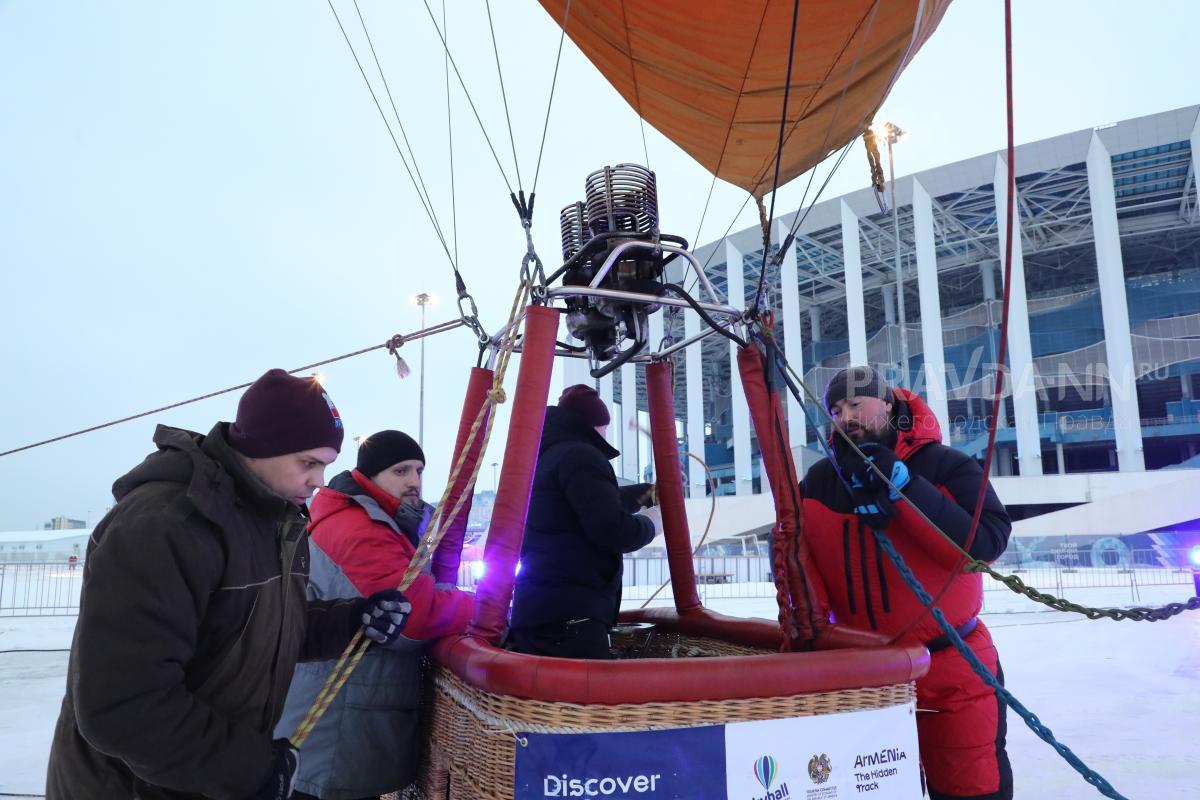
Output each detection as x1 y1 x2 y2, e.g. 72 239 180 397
753 756 777 791
749 755 789 800
807 754 832 785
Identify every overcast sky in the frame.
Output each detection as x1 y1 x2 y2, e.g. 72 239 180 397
1 1 1196 531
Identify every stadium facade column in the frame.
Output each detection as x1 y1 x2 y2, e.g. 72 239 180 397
993 155 1044 476
840 200 869 364
913 178 951 437
978 259 1007 430
1086 132 1146 471
726 239 754 495
620 360 639 480
684 299 707 495
775 217 807 446
809 306 822 342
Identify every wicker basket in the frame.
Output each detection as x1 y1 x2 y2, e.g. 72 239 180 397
409 634 917 800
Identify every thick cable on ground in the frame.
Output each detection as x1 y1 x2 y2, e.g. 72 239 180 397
468 304 560 643
645 360 701 613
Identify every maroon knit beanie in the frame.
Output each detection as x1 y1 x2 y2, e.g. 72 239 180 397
558 383 610 427
228 369 345 458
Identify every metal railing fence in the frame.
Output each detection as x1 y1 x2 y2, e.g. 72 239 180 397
4 549 1195 616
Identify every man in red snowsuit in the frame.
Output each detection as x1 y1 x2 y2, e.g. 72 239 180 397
800 367 1013 800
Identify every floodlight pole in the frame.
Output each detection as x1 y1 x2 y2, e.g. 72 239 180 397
886 123 910 389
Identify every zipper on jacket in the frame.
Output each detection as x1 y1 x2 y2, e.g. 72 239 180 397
858 519 877 630
842 520 856 614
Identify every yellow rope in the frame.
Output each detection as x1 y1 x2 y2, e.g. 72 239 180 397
291 282 530 747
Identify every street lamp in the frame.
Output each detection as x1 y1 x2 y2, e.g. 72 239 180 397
879 121 909 389
491 461 498 494
410 292 437 447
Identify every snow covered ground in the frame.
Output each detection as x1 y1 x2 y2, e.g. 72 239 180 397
1 586 1196 798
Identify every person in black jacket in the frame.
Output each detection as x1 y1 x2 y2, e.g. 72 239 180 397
46 369 411 800
510 384 660 659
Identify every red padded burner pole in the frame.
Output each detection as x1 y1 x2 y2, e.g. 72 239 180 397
468 306 559 643
645 360 702 612
432 366 495 586
737 344 822 646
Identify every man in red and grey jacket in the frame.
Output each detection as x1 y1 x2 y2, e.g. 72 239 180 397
799 366 1013 800
276 430 473 800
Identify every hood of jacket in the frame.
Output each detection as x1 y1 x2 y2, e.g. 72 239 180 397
540 406 619 461
111 422 298 529
829 387 942 461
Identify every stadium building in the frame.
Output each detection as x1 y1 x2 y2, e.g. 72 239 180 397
565 105 1200 561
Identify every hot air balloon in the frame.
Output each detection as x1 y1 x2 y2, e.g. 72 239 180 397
537 0 951 196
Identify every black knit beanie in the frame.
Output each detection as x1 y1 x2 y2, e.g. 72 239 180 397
823 366 893 412
356 430 425 478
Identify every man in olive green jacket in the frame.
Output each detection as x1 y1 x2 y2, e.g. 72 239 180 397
46 369 411 800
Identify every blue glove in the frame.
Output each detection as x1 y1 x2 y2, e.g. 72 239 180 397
357 589 412 645
249 739 299 800
836 442 910 502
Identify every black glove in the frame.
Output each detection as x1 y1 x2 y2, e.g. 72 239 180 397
357 589 412 645
394 500 434 540
836 443 910 530
835 442 909 500
618 482 656 512
249 739 299 800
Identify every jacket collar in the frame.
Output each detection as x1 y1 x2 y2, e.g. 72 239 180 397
890 388 942 460
312 469 407 539
541 406 620 460
112 423 303 531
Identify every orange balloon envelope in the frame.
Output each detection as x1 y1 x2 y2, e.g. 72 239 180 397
537 0 951 197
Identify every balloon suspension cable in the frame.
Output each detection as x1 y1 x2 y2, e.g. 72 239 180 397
483 0 524 193
326 0 456 271
291 280 532 748
690 3 771 260
0 320 465 459
752 0 801 316
442 0 458 264
420 0 515 196
769 0 883 266
531 0 574 196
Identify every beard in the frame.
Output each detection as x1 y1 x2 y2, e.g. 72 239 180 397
842 418 895 445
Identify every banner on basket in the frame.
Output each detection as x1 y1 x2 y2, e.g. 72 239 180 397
514 702 920 800
723 702 921 800
515 726 727 800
